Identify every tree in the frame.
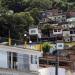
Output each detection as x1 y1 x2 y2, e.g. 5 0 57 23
0 10 34 39
29 0 52 10
42 42 51 54
30 8 40 25
1 0 30 12
12 12 34 39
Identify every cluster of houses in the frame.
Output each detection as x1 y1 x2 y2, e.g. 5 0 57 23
29 25 75 43
29 8 75 47
0 8 75 75
27 8 75 75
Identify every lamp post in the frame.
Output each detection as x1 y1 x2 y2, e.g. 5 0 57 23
24 34 27 48
29 40 32 49
55 43 59 75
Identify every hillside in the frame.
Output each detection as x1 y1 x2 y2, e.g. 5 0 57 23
0 0 75 39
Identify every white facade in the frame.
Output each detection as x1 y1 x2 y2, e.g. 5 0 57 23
29 28 39 35
71 36 75 41
29 28 41 38
0 51 8 68
64 37 70 42
53 29 63 35
0 45 42 72
56 43 64 50
63 30 75 42
63 30 70 37
70 34 75 36
0 69 38 75
63 30 71 42
38 67 66 75
48 15 66 23
30 55 39 71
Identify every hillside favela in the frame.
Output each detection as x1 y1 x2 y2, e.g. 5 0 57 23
0 0 75 75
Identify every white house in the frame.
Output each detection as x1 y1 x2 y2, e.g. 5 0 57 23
53 28 63 35
0 45 42 72
63 30 70 42
29 26 41 38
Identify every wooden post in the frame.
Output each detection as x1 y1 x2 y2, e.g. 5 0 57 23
24 41 26 48
8 30 11 46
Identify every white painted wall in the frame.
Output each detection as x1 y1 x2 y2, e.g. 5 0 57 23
0 45 43 71
53 29 63 35
29 28 41 38
73 72 75 75
0 69 38 75
64 37 70 42
72 37 75 41
56 43 64 50
0 51 8 68
38 67 66 75
63 31 70 36
66 70 72 75
70 34 75 36
29 28 39 35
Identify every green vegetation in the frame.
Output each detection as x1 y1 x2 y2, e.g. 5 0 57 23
65 42 75 47
0 0 75 39
42 42 51 53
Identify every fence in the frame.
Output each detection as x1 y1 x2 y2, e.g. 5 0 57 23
0 37 42 51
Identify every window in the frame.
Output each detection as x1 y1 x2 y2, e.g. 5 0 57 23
54 29 57 32
31 55 37 64
58 29 61 32
62 16 65 17
31 30 36 33
74 31 75 34
31 55 34 64
58 17 61 19
62 19 65 22
70 31 73 34
58 45 62 47
35 56 37 64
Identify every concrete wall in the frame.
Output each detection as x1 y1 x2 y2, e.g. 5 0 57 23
0 51 8 68
64 37 70 42
17 54 29 71
0 69 38 75
38 67 66 75
63 31 70 37
30 55 42 72
53 29 63 35
72 37 75 41
17 53 41 72
70 34 75 36
29 28 39 35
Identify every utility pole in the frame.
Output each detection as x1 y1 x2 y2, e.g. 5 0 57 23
55 50 59 75
55 40 64 75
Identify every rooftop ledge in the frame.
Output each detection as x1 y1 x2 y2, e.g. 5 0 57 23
0 45 43 55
